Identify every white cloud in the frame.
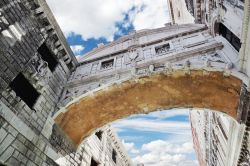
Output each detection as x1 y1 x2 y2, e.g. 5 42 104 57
111 110 197 165
47 0 170 41
70 45 85 55
142 140 193 154
133 140 197 166
122 140 139 154
112 118 191 135
128 0 169 30
135 109 190 120
120 135 145 142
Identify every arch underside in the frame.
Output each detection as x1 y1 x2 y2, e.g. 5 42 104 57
55 70 242 145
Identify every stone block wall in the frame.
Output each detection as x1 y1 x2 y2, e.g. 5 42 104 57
0 0 78 165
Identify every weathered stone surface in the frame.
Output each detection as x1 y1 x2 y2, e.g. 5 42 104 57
0 134 14 154
0 146 14 162
0 0 77 165
55 70 242 145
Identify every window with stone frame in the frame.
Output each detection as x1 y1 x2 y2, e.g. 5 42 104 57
218 23 241 51
38 43 58 72
10 73 40 109
112 149 117 163
90 158 98 166
155 43 170 55
95 130 103 141
101 59 114 70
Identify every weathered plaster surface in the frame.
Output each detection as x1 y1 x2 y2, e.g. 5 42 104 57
55 70 242 145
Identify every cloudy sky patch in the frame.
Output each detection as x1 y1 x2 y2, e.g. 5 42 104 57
112 110 198 165
47 0 170 56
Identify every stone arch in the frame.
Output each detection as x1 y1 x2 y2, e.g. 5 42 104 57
54 70 243 145
213 20 220 36
211 16 219 37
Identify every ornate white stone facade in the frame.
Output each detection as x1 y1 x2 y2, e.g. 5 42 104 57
56 125 132 166
190 109 246 166
168 0 195 24
60 24 242 106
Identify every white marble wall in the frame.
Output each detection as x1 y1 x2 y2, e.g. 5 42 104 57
56 125 132 166
190 109 246 166
59 23 244 108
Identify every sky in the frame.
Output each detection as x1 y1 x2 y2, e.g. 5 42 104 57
46 0 170 58
112 109 198 166
46 1 197 165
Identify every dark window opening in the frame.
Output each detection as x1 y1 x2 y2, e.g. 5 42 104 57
38 43 58 72
101 59 114 70
155 43 170 54
90 158 98 166
185 0 194 16
112 149 117 163
218 23 241 51
95 131 103 141
10 73 40 109
41 18 50 27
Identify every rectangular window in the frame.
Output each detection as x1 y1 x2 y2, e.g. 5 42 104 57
112 149 117 163
10 73 40 109
101 59 114 70
95 131 103 141
155 43 170 55
90 158 98 166
9 23 25 41
219 23 241 51
38 43 58 72
2 29 16 46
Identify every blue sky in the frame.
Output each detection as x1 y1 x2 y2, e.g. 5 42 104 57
112 109 198 166
47 0 170 58
46 0 197 165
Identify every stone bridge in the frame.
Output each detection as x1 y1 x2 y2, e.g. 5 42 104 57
0 0 250 165
53 24 249 145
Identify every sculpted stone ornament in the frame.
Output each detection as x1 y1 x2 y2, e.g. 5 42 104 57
131 67 137 76
149 65 154 72
0 10 10 29
204 59 211 67
114 74 120 80
165 62 172 69
225 62 233 70
239 150 250 166
199 53 226 64
129 50 139 61
31 54 49 79
185 60 191 68
27 54 50 91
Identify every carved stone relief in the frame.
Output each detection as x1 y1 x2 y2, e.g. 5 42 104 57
26 54 50 91
239 150 250 166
